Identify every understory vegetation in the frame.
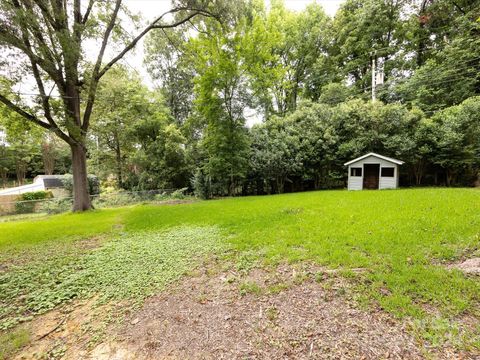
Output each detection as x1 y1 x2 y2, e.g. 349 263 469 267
0 226 223 330
0 188 479 351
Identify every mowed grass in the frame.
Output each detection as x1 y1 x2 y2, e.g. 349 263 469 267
0 207 130 254
0 188 479 349
126 189 480 316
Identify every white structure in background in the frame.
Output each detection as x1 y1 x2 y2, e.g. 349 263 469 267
345 153 404 190
0 175 66 196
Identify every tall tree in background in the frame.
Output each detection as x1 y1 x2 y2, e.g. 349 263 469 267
145 28 194 124
395 0 480 112
89 66 157 188
190 9 252 195
244 1 333 117
0 0 218 211
332 0 409 92
0 108 43 185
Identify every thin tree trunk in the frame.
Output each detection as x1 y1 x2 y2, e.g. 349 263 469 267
114 132 123 188
71 143 92 211
446 170 455 187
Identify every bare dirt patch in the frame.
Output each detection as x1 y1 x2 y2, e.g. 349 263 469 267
11 263 477 359
12 297 116 360
86 263 449 360
449 258 480 275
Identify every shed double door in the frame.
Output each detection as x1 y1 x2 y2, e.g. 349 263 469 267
363 164 380 189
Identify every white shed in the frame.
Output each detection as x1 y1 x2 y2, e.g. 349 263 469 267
344 152 404 190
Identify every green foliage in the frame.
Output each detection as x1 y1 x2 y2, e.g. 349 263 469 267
0 226 224 329
40 198 73 215
128 115 191 191
0 99 45 184
430 96 480 185
0 327 30 360
170 187 189 200
239 281 262 296
190 17 252 195
192 167 212 199
318 83 352 105
14 191 53 214
62 175 100 196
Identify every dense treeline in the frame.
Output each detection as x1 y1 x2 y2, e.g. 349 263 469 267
1 0 479 197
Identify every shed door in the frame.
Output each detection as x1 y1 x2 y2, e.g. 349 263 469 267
363 164 380 189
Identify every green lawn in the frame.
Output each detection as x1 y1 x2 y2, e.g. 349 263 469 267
1 188 479 351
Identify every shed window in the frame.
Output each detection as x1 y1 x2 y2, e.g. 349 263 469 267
350 167 362 177
381 167 394 177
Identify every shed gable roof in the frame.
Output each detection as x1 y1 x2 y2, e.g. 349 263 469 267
344 152 404 166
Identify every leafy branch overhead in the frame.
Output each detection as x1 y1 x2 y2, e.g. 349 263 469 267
0 0 218 142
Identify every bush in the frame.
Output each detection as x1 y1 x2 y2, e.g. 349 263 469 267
62 174 100 196
15 191 53 214
171 187 189 200
40 198 72 214
92 191 135 208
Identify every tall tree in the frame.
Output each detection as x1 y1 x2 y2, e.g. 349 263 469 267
0 0 217 210
332 0 409 92
89 66 158 188
190 10 252 196
145 27 194 124
0 106 43 184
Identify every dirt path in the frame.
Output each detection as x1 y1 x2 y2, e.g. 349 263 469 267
14 263 475 359
88 264 442 360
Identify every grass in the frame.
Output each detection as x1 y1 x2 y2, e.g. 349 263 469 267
0 207 130 254
0 327 30 360
1 188 479 349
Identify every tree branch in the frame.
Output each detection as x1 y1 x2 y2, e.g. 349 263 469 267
82 0 122 131
82 0 95 24
0 93 71 144
97 7 214 80
451 1 465 14
83 5 215 132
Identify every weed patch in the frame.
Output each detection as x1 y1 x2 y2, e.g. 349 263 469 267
0 327 30 360
0 226 224 330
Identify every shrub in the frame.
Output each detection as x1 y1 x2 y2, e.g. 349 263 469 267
62 174 100 196
15 191 53 214
92 191 135 208
40 198 72 214
171 187 189 200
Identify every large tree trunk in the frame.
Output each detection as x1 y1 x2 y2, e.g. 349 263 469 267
71 143 92 211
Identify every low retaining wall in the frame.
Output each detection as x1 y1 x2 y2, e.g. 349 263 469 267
0 195 19 215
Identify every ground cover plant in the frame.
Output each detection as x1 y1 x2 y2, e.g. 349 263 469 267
0 188 479 356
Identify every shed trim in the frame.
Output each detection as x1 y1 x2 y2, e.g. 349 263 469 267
344 152 404 166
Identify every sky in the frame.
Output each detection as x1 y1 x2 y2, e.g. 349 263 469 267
119 0 344 126
121 0 344 75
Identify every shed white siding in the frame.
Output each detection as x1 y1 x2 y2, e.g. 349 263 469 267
379 165 398 189
347 170 363 190
345 153 403 190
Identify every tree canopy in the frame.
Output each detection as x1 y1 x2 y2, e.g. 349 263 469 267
1 0 479 203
